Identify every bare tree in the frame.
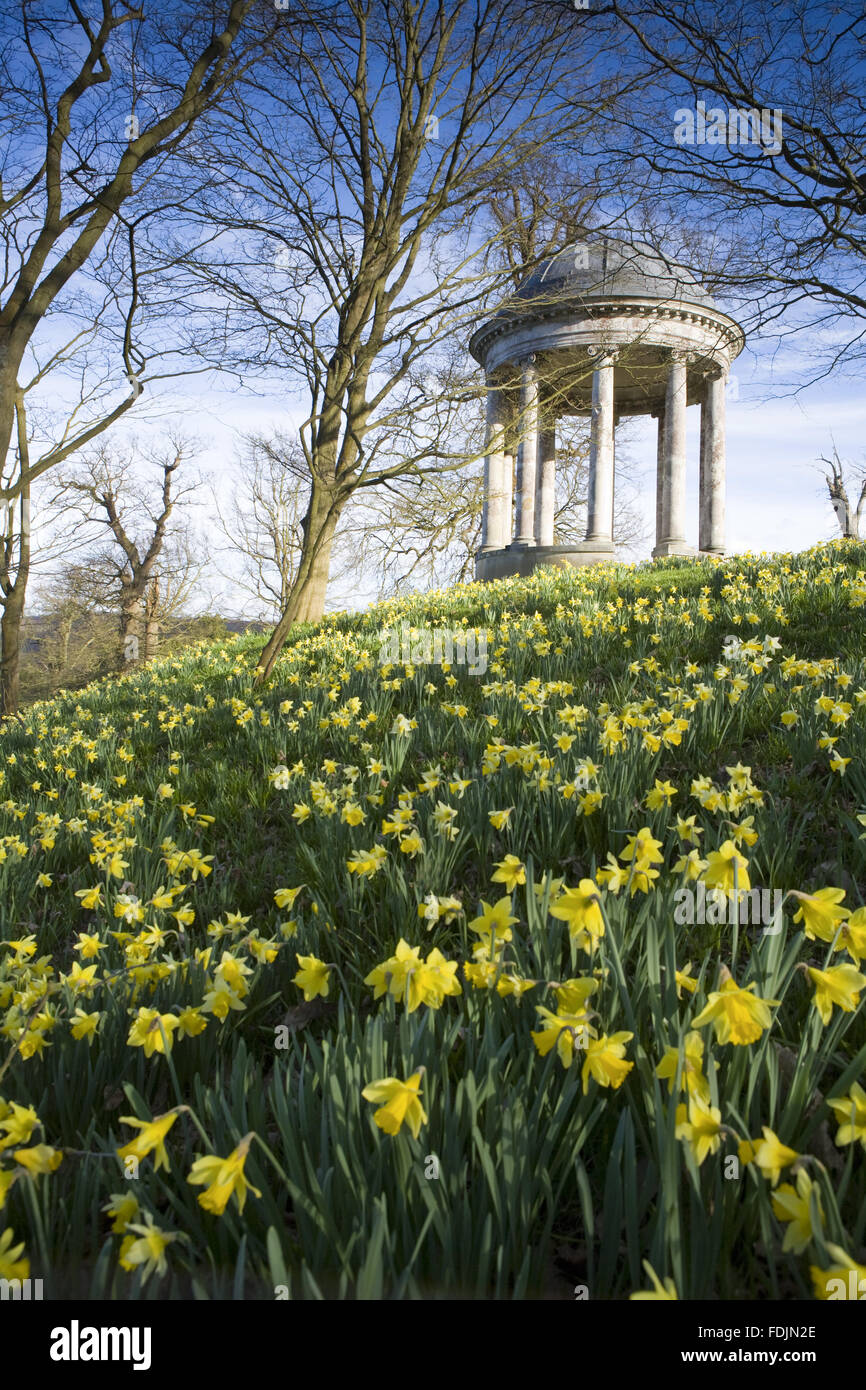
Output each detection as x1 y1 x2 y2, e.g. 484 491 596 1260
0 0 271 710
176 0 617 679
589 0 866 380
57 434 202 664
819 448 866 541
482 147 617 290
212 432 308 622
21 562 119 702
0 0 260 498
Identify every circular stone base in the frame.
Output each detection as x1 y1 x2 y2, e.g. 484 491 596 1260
475 542 616 582
651 542 698 559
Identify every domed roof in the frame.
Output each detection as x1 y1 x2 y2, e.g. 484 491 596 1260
468 235 742 370
511 235 717 311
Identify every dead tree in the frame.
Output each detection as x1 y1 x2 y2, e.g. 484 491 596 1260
58 437 200 666
820 450 866 540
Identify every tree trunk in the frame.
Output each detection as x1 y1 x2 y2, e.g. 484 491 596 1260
0 480 31 717
119 591 145 666
144 575 160 660
144 616 159 661
0 585 25 715
256 495 340 681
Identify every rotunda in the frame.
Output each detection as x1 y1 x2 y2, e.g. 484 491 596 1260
469 236 745 580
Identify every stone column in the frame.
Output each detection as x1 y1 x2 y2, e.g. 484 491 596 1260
585 348 617 543
502 445 514 545
480 381 510 551
513 355 539 545
699 368 726 553
653 404 666 544
535 422 556 546
654 350 689 556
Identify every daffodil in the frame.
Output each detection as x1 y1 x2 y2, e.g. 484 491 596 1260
595 853 628 893
495 974 537 1000
13 1144 63 1176
691 967 779 1045
61 960 99 996
549 880 606 952
127 1007 181 1056
463 959 497 989
630 1260 678 1300
533 872 564 901
581 1032 634 1095
116 1110 180 1172
172 1006 204 1038
364 939 421 1000
274 886 304 911
214 951 253 998
0 1227 28 1281
292 955 331 1001
407 948 462 1011
0 1168 17 1210
675 1094 723 1164
70 1007 102 1043
203 972 247 1016
827 1082 866 1150
467 897 518 942
73 932 107 959
737 1126 798 1185
552 977 598 1014
620 827 664 866
531 1007 593 1069
655 1031 710 1102
702 840 751 892
347 845 388 876
772 1169 824 1254
187 1133 261 1215
491 855 526 891
362 1071 427 1138
673 849 707 881
103 1193 140 1234
0 1102 39 1151
75 885 104 911
807 963 866 1025
119 1213 179 1282
674 962 699 997
618 827 663 893
837 908 866 964
645 778 677 810
791 887 851 942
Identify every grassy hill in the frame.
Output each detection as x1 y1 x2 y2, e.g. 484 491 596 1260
1 539 865 1299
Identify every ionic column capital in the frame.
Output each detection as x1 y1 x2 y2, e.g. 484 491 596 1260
700 362 728 382
587 344 619 364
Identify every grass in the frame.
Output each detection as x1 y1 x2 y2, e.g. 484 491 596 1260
0 537 865 1299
